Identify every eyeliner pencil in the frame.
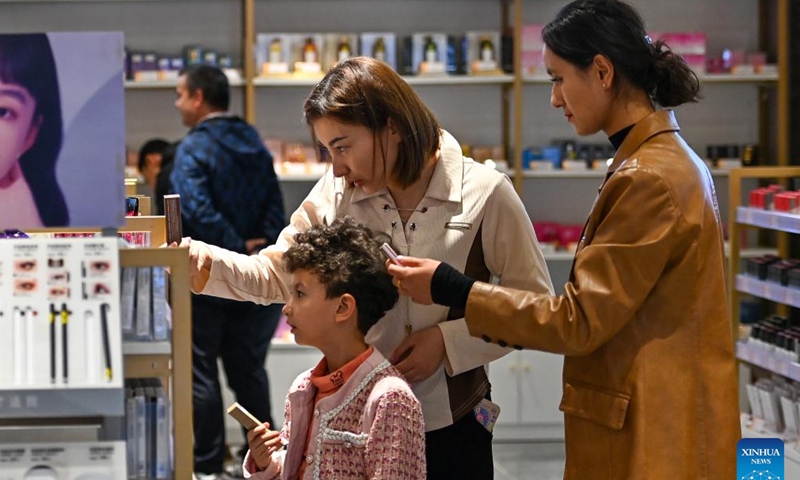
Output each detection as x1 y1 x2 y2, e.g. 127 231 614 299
61 303 70 384
100 303 112 382
50 304 57 384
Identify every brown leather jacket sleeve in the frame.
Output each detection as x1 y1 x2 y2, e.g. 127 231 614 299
465 168 686 356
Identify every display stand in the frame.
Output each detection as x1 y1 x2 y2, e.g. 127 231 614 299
0 235 127 478
16 216 192 479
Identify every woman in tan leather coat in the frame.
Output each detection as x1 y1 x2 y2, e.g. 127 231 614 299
387 0 740 478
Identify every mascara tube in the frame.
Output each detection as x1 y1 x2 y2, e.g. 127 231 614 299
100 303 112 382
50 304 57 384
61 303 70 384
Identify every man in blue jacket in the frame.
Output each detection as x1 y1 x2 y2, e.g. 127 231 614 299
170 64 285 480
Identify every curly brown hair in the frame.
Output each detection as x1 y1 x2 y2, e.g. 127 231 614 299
283 216 399 335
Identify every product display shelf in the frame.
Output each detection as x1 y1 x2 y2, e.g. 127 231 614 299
122 341 172 356
737 206 800 234
729 167 800 333
542 246 775 263
736 340 800 383
125 77 246 90
523 72 779 85
252 74 514 88
521 169 735 179
120 246 193 480
735 274 800 310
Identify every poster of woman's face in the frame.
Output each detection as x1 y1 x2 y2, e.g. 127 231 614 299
0 32 124 230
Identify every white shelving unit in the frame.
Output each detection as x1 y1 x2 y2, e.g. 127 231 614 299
729 168 800 479
736 274 800 309
737 341 800 383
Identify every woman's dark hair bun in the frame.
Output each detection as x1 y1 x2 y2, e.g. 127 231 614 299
649 39 701 107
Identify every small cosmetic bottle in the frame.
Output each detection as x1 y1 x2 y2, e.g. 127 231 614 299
373 37 387 62
480 36 494 62
269 38 283 64
337 36 352 63
303 37 318 64
424 36 438 63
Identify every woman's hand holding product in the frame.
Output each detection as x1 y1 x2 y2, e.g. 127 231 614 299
386 256 440 306
246 422 282 471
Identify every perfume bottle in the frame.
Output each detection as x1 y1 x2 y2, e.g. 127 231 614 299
373 37 387 62
337 36 352 63
269 38 282 64
302 37 317 64
424 36 438 63
480 36 494 62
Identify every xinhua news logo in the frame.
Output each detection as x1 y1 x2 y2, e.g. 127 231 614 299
737 438 784 480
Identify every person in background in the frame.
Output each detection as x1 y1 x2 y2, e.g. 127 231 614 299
169 64 286 480
178 56 553 480
136 137 169 199
154 141 178 215
0 33 68 228
386 1 739 478
243 217 425 479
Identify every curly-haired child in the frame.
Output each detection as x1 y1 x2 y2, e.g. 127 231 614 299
242 217 426 480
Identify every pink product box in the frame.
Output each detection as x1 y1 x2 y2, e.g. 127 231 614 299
521 24 544 52
682 54 707 73
657 32 707 55
522 51 544 75
521 24 545 74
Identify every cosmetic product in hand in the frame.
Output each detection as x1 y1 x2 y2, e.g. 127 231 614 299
163 194 182 246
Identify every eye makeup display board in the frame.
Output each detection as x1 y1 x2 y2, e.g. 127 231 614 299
0 237 124 419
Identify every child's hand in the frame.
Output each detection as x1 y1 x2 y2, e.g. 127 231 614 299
246 422 282 471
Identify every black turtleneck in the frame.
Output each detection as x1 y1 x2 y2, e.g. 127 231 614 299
608 124 635 151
